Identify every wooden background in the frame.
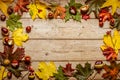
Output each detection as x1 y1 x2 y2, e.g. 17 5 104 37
0 0 120 79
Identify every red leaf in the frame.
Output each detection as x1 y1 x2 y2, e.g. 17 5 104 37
62 63 74 77
14 0 30 15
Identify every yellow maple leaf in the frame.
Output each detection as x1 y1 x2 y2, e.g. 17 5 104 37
101 29 120 54
28 0 47 20
0 66 7 80
35 62 57 80
101 0 120 15
12 28 29 46
0 0 13 16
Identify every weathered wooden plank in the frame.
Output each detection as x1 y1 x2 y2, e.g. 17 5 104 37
0 19 110 39
23 40 107 61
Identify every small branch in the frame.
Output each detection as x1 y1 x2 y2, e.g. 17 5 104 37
20 72 29 80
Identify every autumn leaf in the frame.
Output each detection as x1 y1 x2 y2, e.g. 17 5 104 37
28 0 48 20
14 0 30 15
101 0 120 15
101 30 120 58
74 62 93 80
54 6 66 19
85 0 105 18
0 0 13 16
62 63 74 77
35 62 57 80
65 0 82 22
54 66 68 80
6 14 22 32
102 61 120 80
12 28 29 46
0 66 7 80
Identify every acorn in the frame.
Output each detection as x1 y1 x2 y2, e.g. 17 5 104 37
28 72 35 80
0 14 6 21
69 6 77 15
80 5 89 15
24 56 31 65
94 60 104 73
7 71 12 79
48 12 54 19
11 60 19 69
26 26 32 33
7 6 13 15
1 27 9 36
3 59 10 66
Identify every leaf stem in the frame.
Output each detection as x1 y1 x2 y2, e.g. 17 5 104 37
20 71 29 80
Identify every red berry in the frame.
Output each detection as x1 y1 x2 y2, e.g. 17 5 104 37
99 22 103 27
26 26 31 33
28 66 34 72
99 18 103 22
69 6 77 15
24 56 31 65
0 14 6 21
11 60 19 69
48 12 54 19
7 71 12 79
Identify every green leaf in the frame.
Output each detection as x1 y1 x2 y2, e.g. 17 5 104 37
74 62 94 80
75 12 81 22
8 67 21 78
69 0 75 6
6 13 22 32
54 66 68 80
75 3 82 9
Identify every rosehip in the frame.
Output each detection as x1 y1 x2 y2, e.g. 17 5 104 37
26 26 31 33
24 56 31 65
69 6 77 15
7 71 12 79
110 19 115 26
48 12 54 19
99 22 103 27
0 14 6 21
11 60 19 69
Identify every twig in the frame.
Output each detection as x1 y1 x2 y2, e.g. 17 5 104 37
20 71 29 80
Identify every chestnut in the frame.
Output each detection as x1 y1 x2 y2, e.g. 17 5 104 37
69 6 77 15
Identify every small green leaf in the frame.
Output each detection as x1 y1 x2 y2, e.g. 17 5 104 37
6 13 22 31
54 66 68 80
74 62 94 80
